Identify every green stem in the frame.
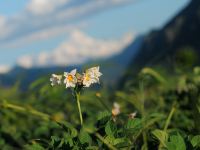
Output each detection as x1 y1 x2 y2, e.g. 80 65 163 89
85 128 117 150
139 81 148 150
164 106 176 132
132 117 163 143
0 101 50 121
95 132 117 150
158 105 176 150
76 92 83 125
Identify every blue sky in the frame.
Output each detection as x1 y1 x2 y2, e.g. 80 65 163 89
0 0 189 73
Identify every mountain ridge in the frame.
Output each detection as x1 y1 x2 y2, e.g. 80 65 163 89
122 0 200 83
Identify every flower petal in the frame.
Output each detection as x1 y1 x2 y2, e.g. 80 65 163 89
70 69 77 76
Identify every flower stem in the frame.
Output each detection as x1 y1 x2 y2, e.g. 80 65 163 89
76 92 83 125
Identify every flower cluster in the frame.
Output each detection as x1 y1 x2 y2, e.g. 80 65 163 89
50 66 102 89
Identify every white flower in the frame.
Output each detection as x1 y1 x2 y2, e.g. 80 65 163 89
83 66 102 87
112 102 120 116
87 66 102 82
82 72 97 87
64 69 77 88
50 74 62 86
128 112 137 119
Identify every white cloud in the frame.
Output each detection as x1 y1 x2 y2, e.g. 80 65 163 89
0 15 5 27
55 0 132 21
0 22 88 48
0 0 134 47
17 30 134 68
17 55 34 68
27 0 70 15
0 65 11 74
0 15 14 39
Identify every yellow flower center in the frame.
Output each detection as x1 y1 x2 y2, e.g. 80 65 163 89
85 74 90 81
67 75 73 81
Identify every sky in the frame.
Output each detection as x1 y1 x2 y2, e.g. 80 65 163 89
0 0 189 73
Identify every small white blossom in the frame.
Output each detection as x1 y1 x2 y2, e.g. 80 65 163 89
112 102 120 116
82 72 97 87
64 69 77 88
50 74 62 86
87 66 102 82
129 112 137 119
83 66 102 87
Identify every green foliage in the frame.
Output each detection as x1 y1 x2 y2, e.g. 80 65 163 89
152 129 168 147
79 129 92 144
191 135 200 148
0 66 200 149
166 133 186 150
24 143 45 150
175 47 198 70
57 121 78 138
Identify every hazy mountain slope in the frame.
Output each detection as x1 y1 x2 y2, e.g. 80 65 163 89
123 0 200 81
96 35 144 86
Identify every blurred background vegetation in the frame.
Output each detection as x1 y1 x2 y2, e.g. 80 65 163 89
0 0 200 149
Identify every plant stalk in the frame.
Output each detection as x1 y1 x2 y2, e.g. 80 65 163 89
0 100 50 121
85 128 117 150
76 92 83 125
164 106 176 132
140 81 148 150
158 105 176 150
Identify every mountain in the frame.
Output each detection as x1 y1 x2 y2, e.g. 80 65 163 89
0 36 143 90
94 35 144 86
122 0 200 82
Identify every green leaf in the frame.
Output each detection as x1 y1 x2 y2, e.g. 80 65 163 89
166 134 186 150
50 136 62 148
105 135 115 144
0 139 5 146
149 113 165 119
86 146 99 150
113 138 126 145
191 135 200 148
194 67 200 75
97 111 112 127
140 67 166 84
63 134 74 147
105 121 117 136
24 143 45 150
97 111 111 121
57 121 77 138
152 129 168 146
126 118 141 129
79 129 92 144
